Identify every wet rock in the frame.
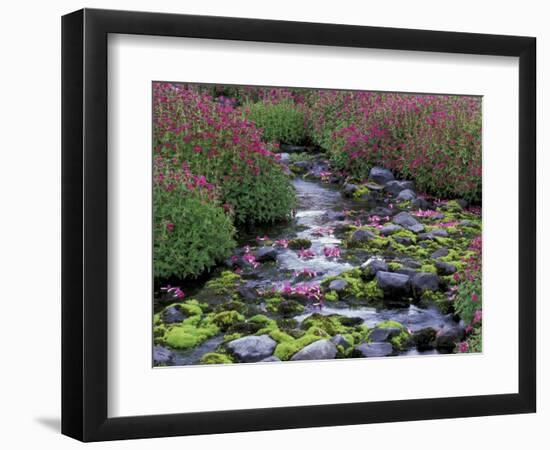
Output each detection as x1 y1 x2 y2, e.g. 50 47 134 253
435 325 466 353
237 285 258 302
260 356 281 362
369 166 395 185
328 279 349 292
370 206 394 217
413 327 437 351
278 300 305 317
162 306 185 324
380 224 403 236
418 229 449 241
353 342 393 357
392 212 424 233
435 260 457 275
369 327 402 342
339 316 364 327
153 346 174 365
396 189 416 202
227 321 263 335
431 247 449 259
396 267 418 278
361 258 388 279
255 247 278 262
325 210 346 221
411 198 432 210
385 180 415 196
227 335 277 362
376 271 411 297
393 236 413 246
343 183 359 197
331 334 352 350
411 272 441 294
291 340 338 361
350 229 377 244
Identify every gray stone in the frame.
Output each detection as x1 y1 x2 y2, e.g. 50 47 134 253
392 212 424 233
431 247 450 259
369 166 395 185
328 279 349 292
370 207 394 217
376 271 411 297
396 267 418 278
435 325 466 352
291 340 338 361
379 224 403 236
393 236 413 246
227 335 277 363
411 272 441 294
411 198 432 210
354 342 393 357
278 152 290 163
237 285 258 302
396 189 416 202
162 306 185 324
369 327 402 342
350 229 377 244
260 356 281 362
255 246 278 262
418 229 449 241
331 334 352 350
343 183 359 197
435 260 457 275
361 258 388 279
153 346 174 365
385 180 415 196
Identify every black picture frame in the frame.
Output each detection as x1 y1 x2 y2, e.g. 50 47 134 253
62 8 536 442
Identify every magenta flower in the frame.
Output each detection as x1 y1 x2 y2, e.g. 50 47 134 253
473 309 482 324
458 341 469 353
274 239 289 248
298 248 316 259
166 222 174 233
471 293 478 302
323 246 341 258
297 268 317 278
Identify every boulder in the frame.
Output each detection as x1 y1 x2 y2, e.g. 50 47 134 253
369 166 395 185
412 327 437 351
328 279 349 292
349 229 377 244
385 180 415 196
396 189 416 202
291 340 338 361
353 342 393 357
411 272 441 294
411 198 432 210
435 325 466 352
396 267 418 278
361 258 388 279
343 183 359 197
370 206 394 217
227 335 277 362
376 271 411 297
392 212 424 233
369 327 402 342
237 285 258 302
255 247 278 262
153 346 174 365
331 334 352 350
162 306 185 324
435 260 457 275
379 224 403 236
431 247 449 259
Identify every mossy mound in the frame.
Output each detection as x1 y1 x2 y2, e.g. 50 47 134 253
199 352 234 364
321 269 383 304
288 238 312 250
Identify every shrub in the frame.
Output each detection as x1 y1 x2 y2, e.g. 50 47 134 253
153 82 296 224
246 100 307 145
307 90 482 201
153 156 235 279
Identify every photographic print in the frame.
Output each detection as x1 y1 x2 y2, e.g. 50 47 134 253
152 82 482 367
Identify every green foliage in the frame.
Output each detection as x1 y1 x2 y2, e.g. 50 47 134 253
246 100 307 145
199 352 233 364
288 238 312 250
205 271 241 295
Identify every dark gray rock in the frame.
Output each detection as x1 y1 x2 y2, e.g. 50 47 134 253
255 246 278 262
291 340 338 361
370 206 394 217
376 271 411 297
365 182 386 191
328 279 349 292
331 334 352 350
237 285 258 302
153 346 174 365
325 211 346 221
396 267 418 278
392 212 424 233
260 356 281 362
162 306 185 324
435 260 457 275
396 189 416 202
385 180 415 196
343 183 359 197
457 199 469 209
369 166 395 185
227 335 277 362
280 144 308 153
411 272 441 294
353 342 393 357
435 325 466 352
431 247 450 259
361 258 388 279
350 229 377 244
413 327 437 351
393 236 413 246
369 327 402 342
380 224 403 236
411 198 433 210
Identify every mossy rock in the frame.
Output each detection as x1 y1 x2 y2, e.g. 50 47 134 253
301 313 350 336
204 271 242 295
288 238 312 250
164 320 220 350
200 352 234 364
273 333 323 360
211 310 245 331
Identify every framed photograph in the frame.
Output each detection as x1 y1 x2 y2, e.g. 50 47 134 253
62 8 536 442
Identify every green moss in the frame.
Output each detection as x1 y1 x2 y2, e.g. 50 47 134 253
164 321 219 350
265 296 282 313
288 238 312 250
274 334 323 360
301 313 349 336
205 271 241 295
345 228 389 251
390 329 411 352
324 290 339 302
211 310 245 330
376 320 404 330
323 269 383 302
352 185 371 199
387 262 403 271
420 264 437 274
200 353 233 364
269 329 295 343
422 289 453 314
249 314 275 326
223 332 243 343
442 200 464 212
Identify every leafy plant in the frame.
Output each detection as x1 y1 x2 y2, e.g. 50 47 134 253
246 100 307 145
